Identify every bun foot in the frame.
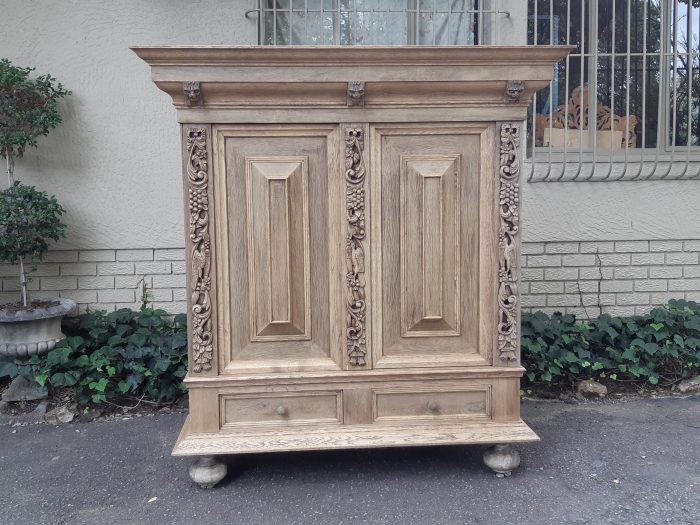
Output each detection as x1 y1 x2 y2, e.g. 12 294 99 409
188 456 227 489
483 444 520 477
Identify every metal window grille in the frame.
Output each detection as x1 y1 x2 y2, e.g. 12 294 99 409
529 0 700 182
247 1 509 46
251 1 698 182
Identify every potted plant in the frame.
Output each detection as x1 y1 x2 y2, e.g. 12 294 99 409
0 58 73 401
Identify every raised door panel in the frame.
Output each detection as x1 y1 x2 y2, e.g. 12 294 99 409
246 157 310 341
400 154 461 337
371 124 497 368
214 126 343 373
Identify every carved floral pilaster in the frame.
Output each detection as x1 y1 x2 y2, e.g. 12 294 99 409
345 127 367 366
497 123 520 362
186 128 213 372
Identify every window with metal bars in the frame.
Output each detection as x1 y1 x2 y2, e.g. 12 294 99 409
528 0 700 181
251 0 507 45
252 0 699 181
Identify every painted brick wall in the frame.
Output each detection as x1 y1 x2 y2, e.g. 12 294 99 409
2 239 699 318
0 249 187 314
521 240 700 318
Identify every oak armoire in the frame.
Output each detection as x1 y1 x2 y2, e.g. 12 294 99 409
133 45 570 487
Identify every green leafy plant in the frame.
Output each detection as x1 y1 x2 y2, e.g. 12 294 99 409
522 299 700 387
0 181 65 266
0 58 70 160
2 302 698 407
0 58 70 307
26 308 188 405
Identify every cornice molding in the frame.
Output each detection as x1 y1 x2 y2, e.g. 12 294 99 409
131 45 574 67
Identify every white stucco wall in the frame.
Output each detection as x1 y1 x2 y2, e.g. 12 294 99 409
521 168 700 242
0 0 697 252
0 0 257 250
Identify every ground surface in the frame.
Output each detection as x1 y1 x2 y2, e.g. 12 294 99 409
2 397 699 525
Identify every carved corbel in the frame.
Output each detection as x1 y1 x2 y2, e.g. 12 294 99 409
347 81 365 107
183 81 203 106
504 80 525 104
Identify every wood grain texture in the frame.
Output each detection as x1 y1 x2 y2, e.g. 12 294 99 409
131 46 574 458
400 154 461 337
132 45 575 68
182 125 217 376
220 391 343 429
245 156 311 341
177 107 537 125
372 385 490 423
173 417 540 456
184 367 526 387
214 125 343 374
371 124 489 369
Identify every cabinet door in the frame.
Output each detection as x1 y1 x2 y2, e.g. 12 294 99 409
213 125 344 373
371 124 497 368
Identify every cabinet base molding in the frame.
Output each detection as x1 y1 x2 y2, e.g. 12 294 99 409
173 416 538 456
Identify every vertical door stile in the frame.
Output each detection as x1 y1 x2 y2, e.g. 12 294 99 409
182 124 217 377
494 121 522 368
342 123 371 370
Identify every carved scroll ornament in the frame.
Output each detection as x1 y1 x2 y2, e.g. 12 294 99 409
186 128 213 372
497 124 520 362
345 128 367 366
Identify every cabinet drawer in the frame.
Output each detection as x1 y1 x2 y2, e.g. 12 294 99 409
372 386 490 423
220 391 343 429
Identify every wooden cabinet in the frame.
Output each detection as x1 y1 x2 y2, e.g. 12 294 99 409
133 45 570 485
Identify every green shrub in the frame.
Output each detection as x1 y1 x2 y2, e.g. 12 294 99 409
522 299 700 387
0 181 66 269
0 58 71 159
2 301 699 407
25 308 188 405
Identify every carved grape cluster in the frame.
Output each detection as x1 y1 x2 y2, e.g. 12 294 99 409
499 181 519 208
189 188 208 214
346 272 362 291
346 187 364 211
498 267 515 284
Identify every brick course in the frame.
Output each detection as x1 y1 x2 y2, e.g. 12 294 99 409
0 249 187 314
520 239 700 317
0 239 698 318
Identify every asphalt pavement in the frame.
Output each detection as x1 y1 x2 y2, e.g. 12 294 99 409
1 397 699 525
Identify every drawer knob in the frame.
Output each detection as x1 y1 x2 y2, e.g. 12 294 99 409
427 401 439 413
276 405 288 416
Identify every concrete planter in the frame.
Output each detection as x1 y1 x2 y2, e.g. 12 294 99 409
0 299 76 360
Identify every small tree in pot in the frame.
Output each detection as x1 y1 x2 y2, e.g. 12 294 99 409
0 58 73 401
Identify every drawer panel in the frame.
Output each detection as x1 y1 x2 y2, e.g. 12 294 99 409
221 391 343 429
372 386 490 423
